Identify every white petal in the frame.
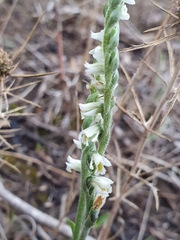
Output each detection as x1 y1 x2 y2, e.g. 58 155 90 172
91 30 104 42
79 125 100 146
79 102 101 112
89 46 104 62
81 109 101 119
73 139 82 149
79 102 102 119
84 62 104 76
90 153 111 175
102 156 111 167
92 176 113 196
120 4 130 20
90 153 106 175
66 156 81 172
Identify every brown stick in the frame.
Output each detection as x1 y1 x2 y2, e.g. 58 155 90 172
0 183 95 240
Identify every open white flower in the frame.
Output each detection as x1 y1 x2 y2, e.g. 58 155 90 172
89 46 104 62
79 102 102 119
73 139 82 149
120 4 130 20
91 29 104 42
66 156 81 172
84 61 104 76
79 124 100 146
91 176 113 196
90 153 111 175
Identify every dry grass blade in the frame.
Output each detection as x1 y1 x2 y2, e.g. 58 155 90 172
0 157 21 173
159 83 180 128
0 0 19 39
12 11 45 61
164 29 175 78
11 71 57 78
119 33 180 52
0 150 74 179
120 63 146 124
0 128 21 133
116 101 172 141
109 155 159 210
0 134 13 149
140 59 168 86
137 179 158 240
144 20 180 33
149 0 179 19
9 80 41 91
7 91 41 108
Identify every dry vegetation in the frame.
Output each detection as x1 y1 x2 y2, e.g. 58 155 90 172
0 0 180 239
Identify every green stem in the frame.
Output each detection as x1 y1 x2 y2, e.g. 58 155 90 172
73 145 93 240
73 187 86 240
78 224 91 240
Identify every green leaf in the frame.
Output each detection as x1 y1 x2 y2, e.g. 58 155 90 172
66 218 75 235
93 213 109 229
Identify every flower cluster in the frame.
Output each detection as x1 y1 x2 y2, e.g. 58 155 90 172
66 0 135 220
66 27 113 212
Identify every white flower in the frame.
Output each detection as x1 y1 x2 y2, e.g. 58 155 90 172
79 102 102 119
120 4 130 20
66 156 81 172
79 124 100 146
87 75 105 93
84 62 104 76
90 153 111 175
124 0 135 5
89 46 104 62
91 30 104 42
93 193 106 211
73 139 82 149
91 176 113 196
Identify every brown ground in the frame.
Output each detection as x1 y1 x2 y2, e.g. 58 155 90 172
0 0 180 239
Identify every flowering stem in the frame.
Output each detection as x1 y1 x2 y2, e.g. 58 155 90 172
66 1 135 240
73 148 90 240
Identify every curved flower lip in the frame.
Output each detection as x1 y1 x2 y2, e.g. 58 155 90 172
66 156 81 173
91 30 104 42
79 102 101 112
79 102 102 119
90 153 111 175
120 4 130 20
89 46 104 62
84 62 104 76
80 108 100 119
91 176 113 196
79 124 100 146
73 139 82 149
124 0 135 5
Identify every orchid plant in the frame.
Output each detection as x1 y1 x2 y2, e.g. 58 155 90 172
66 0 135 239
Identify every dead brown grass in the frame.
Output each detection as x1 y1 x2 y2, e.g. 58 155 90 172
0 0 180 240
